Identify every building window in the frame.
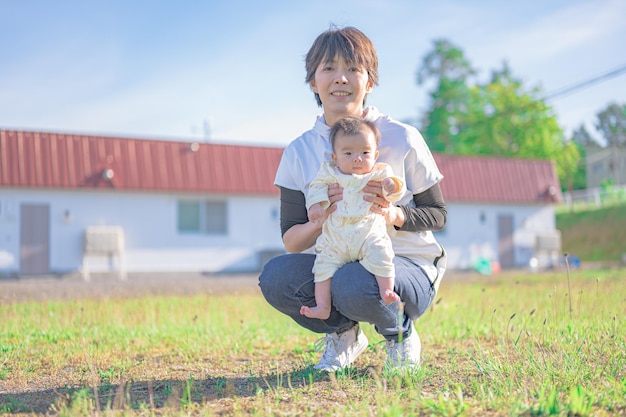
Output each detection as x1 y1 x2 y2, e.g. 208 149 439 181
178 201 201 232
177 200 227 235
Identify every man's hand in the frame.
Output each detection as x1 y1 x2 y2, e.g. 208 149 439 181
327 182 343 206
363 180 405 228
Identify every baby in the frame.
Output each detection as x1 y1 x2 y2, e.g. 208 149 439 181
301 116 406 319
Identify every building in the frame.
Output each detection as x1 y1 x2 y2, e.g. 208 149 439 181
585 146 626 189
0 129 562 277
433 153 562 271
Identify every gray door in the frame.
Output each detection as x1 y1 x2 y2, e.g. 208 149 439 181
20 204 50 275
497 214 515 269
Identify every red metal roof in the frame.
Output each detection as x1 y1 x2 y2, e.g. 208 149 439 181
434 153 562 204
0 129 562 203
0 129 283 195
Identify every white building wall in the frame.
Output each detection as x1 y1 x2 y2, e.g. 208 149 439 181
435 202 558 271
0 188 283 275
0 199 20 270
1 188 560 275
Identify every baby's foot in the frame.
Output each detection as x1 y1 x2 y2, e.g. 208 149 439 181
381 289 401 305
300 304 331 320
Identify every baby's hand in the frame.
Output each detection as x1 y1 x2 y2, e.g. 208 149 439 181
308 203 325 223
382 178 397 195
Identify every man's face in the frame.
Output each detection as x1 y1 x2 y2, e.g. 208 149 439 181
310 55 374 127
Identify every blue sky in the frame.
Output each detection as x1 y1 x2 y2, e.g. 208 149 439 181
1 0 625 147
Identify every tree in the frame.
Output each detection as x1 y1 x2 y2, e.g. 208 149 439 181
571 123 602 149
469 62 563 159
565 124 597 190
416 39 476 153
458 62 563 158
595 102 626 185
417 44 580 191
416 38 476 86
595 102 626 147
444 61 567 162
557 140 583 194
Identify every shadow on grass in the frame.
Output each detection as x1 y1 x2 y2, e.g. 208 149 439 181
0 365 357 414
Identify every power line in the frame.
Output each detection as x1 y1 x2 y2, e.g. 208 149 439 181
543 63 626 101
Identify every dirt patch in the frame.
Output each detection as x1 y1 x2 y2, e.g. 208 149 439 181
0 271 262 304
0 269 529 304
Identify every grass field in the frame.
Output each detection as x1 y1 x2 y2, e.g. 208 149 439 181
1 267 625 416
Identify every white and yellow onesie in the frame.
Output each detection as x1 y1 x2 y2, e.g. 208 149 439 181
307 161 406 282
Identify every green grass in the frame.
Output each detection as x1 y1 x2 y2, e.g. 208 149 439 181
1 268 625 416
557 202 626 263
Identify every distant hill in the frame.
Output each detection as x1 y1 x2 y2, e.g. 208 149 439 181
557 203 626 263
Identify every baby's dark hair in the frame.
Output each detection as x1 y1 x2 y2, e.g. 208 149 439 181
329 116 380 151
305 26 379 107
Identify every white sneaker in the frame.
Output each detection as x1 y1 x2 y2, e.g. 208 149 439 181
385 329 421 371
313 324 368 372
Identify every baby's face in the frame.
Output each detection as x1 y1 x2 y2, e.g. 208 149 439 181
331 129 379 175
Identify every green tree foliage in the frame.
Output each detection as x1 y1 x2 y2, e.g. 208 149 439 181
558 140 583 193
566 124 597 190
416 39 475 153
416 38 476 86
571 123 602 149
595 102 626 147
462 63 565 160
417 39 581 191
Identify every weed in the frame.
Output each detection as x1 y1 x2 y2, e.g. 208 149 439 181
421 385 468 416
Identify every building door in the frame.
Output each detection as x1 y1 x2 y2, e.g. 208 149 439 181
20 204 50 274
497 214 515 269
